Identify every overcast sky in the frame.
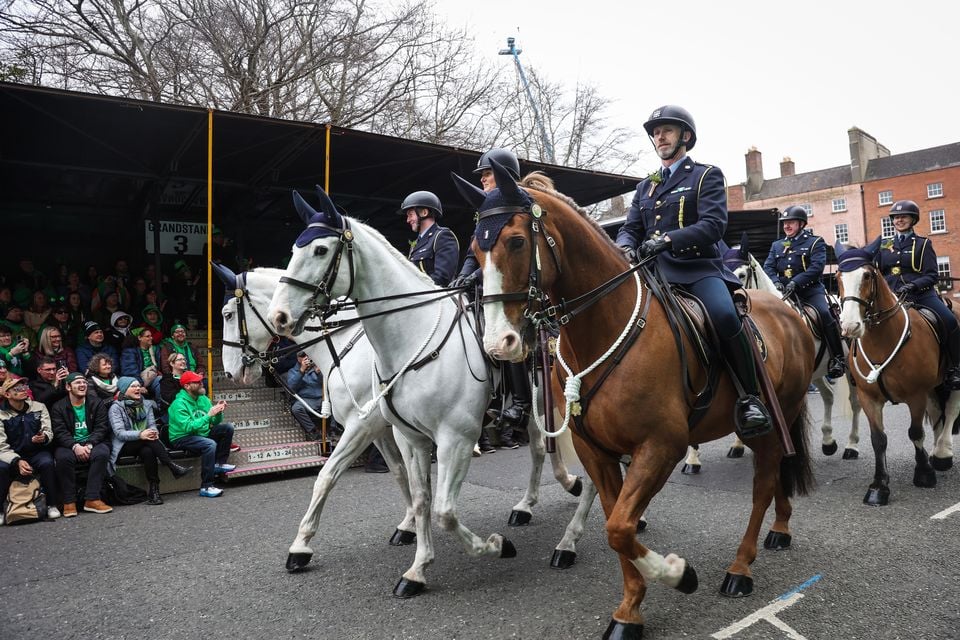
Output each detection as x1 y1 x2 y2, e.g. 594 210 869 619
431 0 960 185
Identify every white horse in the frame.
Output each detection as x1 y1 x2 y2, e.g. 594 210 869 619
217 264 420 567
266 189 595 596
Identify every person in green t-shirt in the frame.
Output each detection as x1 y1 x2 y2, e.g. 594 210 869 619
167 371 234 498
50 373 113 517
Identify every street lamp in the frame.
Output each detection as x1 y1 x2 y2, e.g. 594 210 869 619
498 37 555 164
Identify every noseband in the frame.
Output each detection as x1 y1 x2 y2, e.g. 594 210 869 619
221 272 298 380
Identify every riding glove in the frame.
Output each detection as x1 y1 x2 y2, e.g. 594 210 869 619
782 282 797 297
451 269 481 289
899 282 918 296
639 237 670 259
618 245 637 264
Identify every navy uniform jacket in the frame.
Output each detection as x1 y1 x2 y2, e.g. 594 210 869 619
615 159 739 287
408 224 460 286
762 229 827 298
863 232 940 304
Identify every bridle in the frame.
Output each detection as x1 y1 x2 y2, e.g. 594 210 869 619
278 218 357 324
839 264 904 326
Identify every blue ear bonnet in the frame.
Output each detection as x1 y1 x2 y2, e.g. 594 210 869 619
722 246 748 269
837 248 873 272
474 187 533 252
295 213 343 248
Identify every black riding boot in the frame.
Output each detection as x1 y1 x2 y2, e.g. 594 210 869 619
945 329 960 390
722 327 773 440
147 482 163 505
503 362 531 445
477 430 496 454
824 322 847 379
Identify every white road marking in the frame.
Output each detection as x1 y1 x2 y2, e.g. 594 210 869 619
931 501 960 520
711 575 821 640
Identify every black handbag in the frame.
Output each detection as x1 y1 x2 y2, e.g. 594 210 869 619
102 475 148 506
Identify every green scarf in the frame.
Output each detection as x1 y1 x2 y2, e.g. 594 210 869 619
123 399 148 431
167 339 196 371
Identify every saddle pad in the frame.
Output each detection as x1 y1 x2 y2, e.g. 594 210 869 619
916 307 943 345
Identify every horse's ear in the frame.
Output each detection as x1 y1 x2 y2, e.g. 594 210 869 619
739 232 750 257
211 261 238 288
313 185 342 225
835 241 849 256
450 172 487 209
292 190 317 226
490 159 522 202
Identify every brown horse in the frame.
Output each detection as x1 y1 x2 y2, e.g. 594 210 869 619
835 255 956 506
465 166 816 639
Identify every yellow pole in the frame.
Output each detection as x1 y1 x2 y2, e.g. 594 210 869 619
206 109 214 392
324 123 331 192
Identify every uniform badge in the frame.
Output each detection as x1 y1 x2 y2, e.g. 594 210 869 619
784 268 793 278
891 266 901 275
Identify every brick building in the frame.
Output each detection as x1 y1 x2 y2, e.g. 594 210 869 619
728 128 960 295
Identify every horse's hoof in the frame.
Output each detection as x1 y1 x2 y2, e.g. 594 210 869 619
568 477 583 497
500 538 517 558
727 446 745 459
285 552 312 573
681 463 701 475
931 455 953 471
602 619 644 640
842 448 859 460
719 572 753 597
636 517 648 533
393 577 426 599
389 529 416 546
763 530 792 550
675 563 698 594
822 441 838 456
508 510 532 526
913 469 937 488
550 549 577 569
863 486 890 506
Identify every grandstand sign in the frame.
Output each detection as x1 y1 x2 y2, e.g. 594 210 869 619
145 220 208 255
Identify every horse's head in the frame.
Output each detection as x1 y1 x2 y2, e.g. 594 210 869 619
269 187 353 336
835 247 886 338
452 162 564 362
219 264 285 384
723 232 755 288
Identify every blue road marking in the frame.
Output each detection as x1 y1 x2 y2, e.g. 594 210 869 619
777 574 822 601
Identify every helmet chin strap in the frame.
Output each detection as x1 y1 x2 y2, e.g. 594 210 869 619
653 128 688 163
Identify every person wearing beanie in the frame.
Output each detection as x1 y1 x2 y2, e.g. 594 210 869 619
159 324 202 375
137 304 165 346
167 370 234 497
108 376 192 505
51 372 113 516
76 321 118 374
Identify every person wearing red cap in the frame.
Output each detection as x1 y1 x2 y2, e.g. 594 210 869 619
166 371 235 497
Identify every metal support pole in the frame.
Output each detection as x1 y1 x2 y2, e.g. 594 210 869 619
499 37 555 164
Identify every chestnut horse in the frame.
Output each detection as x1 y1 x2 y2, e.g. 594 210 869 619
472 165 816 638
835 255 957 506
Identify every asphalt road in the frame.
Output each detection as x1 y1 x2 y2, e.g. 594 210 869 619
3 388 959 640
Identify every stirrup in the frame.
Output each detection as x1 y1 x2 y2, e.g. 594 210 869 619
827 356 846 380
945 367 960 391
734 395 772 440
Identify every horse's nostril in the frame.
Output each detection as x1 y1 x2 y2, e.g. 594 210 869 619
276 311 289 328
224 372 232 379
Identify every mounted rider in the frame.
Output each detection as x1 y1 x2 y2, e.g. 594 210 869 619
400 190 460 287
615 105 772 439
451 148 533 450
763 206 846 379
862 199 960 389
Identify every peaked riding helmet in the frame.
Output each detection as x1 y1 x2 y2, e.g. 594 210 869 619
399 191 443 218
643 105 697 152
473 148 521 180
779 205 808 224
889 199 920 224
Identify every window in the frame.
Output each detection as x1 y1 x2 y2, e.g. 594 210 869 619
801 203 813 218
832 198 847 213
835 223 849 244
928 183 944 199
881 217 895 238
938 256 953 291
878 190 893 206
930 209 946 233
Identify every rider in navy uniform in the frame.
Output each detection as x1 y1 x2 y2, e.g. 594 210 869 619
400 191 460 286
863 199 960 389
616 105 771 439
451 148 532 450
763 206 846 379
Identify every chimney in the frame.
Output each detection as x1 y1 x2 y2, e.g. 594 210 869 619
745 147 763 197
780 157 795 177
848 127 890 182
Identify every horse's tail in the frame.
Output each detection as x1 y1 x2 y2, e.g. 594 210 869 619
780 401 815 498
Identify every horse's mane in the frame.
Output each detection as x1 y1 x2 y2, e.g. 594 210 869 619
520 172 625 257
351 216 437 287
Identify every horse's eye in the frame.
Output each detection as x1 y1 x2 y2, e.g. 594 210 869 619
314 245 328 257
223 312 233 321
507 236 525 251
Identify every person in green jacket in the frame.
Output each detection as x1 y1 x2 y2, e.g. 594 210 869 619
167 371 235 497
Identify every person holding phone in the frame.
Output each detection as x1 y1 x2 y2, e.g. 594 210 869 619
0 324 31 376
166 371 235 498
29 356 69 409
